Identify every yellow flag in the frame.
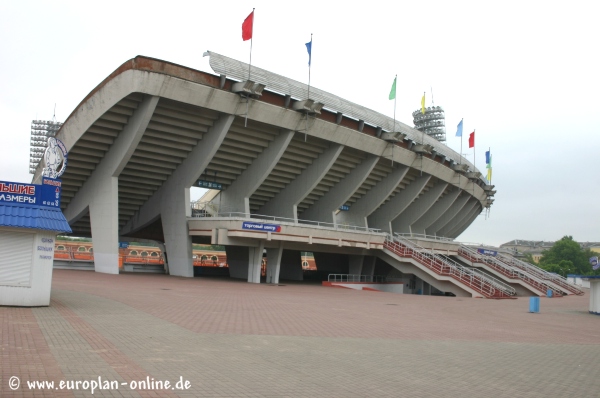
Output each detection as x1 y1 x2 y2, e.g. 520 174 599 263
421 93 426 114
487 168 492 183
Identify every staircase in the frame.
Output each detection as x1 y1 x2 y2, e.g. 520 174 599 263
458 246 563 297
496 253 584 296
383 235 516 299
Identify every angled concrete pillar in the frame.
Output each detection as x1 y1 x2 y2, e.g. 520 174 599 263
259 143 344 221
392 182 448 235
411 189 461 235
220 130 295 215
438 199 477 237
426 194 471 236
279 250 303 281
300 155 379 225
266 243 284 284
89 176 119 274
121 114 234 277
368 175 431 235
348 255 365 275
336 165 409 228
450 204 482 238
161 187 193 277
63 95 160 274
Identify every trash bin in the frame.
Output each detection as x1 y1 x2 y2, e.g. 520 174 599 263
547 289 553 298
529 296 540 313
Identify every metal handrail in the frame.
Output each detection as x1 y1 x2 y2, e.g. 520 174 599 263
458 246 562 297
394 232 454 242
190 204 382 234
327 274 391 283
384 235 515 298
496 253 584 295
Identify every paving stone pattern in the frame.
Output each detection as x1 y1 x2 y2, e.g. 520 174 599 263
1 270 599 397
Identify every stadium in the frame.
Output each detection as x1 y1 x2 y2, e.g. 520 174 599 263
31 52 583 299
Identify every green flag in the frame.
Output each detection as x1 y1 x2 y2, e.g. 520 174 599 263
389 76 396 100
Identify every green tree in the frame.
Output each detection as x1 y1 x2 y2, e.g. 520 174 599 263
538 236 596 276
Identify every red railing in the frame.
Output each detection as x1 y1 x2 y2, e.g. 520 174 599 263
497 253 584 296
384 236 515 299
458 246 563 297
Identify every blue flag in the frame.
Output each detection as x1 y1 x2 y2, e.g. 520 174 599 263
305 39 312 66
485 150 490 165
456 119 463 137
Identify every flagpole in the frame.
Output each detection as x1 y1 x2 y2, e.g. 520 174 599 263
393 74 397 132
248 8 255 81
473 129 476 171
308 33 312 100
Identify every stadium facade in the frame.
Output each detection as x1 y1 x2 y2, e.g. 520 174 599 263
30 53 583 298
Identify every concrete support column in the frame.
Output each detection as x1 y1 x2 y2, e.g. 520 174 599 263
300 155 379 225
220 130 295 214
225 243 265 283
368 175 431 234
348 255 365 275
450 204 482 238
89 176 119 274
337 165 408 228
248 241 265 283
392 182 448 235
161 187 193 277
426 194 470 237
279 250 303 281
259 143 344 221
266 243 284 284
411 189 461 235
438 199 477 237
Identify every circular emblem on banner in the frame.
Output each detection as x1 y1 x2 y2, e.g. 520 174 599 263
42 137 68 179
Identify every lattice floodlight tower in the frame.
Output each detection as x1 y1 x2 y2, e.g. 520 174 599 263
412 106 446 143
29 120 63 174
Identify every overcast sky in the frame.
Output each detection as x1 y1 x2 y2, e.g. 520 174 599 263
1 1 598 247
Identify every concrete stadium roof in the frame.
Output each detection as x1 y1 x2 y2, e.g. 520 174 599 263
206 51 477 172
32 55 489 240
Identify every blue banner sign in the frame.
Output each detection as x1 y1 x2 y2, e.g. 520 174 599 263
40 177 62 208
339 205 350 211
477 248 498 256
0 178 62 208
0 181 37 204
119 242 129 249
242 222 281 233
197 180 223 190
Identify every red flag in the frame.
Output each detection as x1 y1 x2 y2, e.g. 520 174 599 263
468 131 475 148
242 11 254 41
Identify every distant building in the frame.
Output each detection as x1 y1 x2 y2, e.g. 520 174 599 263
500 239 600 263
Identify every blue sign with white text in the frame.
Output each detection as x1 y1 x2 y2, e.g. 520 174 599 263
242 222 281 233
0 178 62 208
477 248 498 256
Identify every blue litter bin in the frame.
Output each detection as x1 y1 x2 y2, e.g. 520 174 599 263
547 289 553 298
529 296 540 313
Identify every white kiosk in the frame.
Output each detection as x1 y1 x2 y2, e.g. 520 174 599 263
0 138 70 307
582 276 600 315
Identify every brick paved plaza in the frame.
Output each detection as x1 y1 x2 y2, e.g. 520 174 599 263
1 270 599 397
